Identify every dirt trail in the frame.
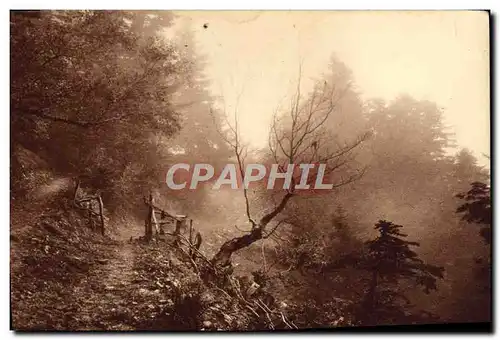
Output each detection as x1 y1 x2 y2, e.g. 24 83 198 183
69 242 140 330
11 180 179 330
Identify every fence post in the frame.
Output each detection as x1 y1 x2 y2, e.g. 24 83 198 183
145 193 153 241
97 195 105 236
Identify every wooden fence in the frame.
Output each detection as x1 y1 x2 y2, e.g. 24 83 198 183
73 180 105 235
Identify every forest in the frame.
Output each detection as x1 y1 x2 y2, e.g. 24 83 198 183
10 10 491 331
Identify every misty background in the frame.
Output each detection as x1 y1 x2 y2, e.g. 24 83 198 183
10 10 491 330
174 11 489 164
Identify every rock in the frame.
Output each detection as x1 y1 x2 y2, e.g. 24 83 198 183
246 282 260 297
96 259 109 265
203 320 212 328
200 291 216 304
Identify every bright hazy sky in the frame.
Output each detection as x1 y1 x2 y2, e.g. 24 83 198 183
174 11 490 165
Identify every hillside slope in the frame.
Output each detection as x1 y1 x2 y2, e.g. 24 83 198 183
11 194 301 331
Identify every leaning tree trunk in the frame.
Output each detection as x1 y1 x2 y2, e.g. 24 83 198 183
211 228 264 267
211 192 293 267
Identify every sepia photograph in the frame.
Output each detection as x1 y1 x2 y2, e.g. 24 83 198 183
10 10 491 331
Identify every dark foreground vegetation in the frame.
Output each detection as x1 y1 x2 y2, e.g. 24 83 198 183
11 10 491 331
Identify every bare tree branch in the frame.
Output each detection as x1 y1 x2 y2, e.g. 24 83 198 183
211 62 369 267
210 96 257 228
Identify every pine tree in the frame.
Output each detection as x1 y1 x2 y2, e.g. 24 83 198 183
329 206 364 261
357 220 444 325
456 181 491 244
453 181 492 322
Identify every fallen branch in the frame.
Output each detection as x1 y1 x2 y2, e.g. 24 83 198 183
256 298 297 330
214 287 233 300
255 299 275 330
228 278 260 318
164 232 217 275
280 311 298 329
177 245 199 274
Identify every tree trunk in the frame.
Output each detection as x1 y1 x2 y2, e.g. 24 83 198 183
211 228 263 267
211 192 293 267
259 192 293 226
174 219 183 235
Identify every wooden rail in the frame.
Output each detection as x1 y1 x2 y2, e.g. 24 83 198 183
73 180 105 235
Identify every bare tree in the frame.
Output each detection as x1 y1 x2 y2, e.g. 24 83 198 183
211 67 370 268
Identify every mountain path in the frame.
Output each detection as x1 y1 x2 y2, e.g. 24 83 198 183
69 242 141 330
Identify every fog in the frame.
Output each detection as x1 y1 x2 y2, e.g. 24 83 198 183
175 11 489 165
